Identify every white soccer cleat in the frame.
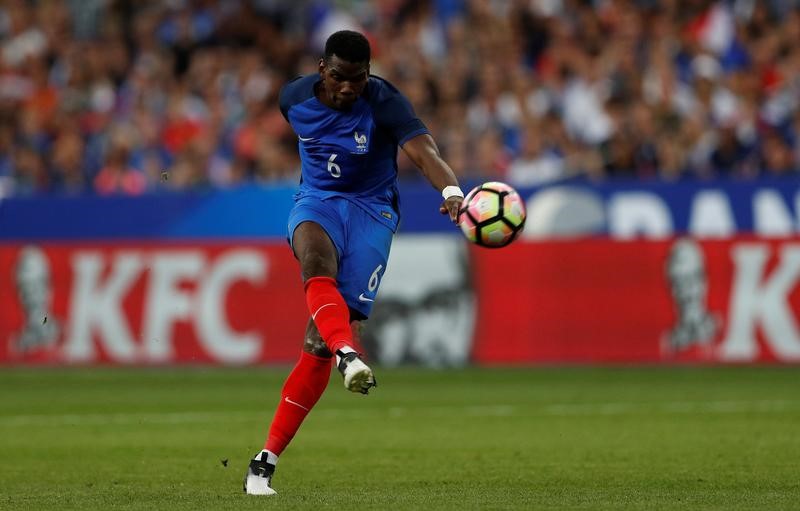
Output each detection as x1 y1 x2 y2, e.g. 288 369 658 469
244 451 277 496
245 473 277 496
336 350 377 394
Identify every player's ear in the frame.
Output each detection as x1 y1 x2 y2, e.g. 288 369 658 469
318 58 326 76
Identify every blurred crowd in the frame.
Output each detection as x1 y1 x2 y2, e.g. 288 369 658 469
1 0 799 197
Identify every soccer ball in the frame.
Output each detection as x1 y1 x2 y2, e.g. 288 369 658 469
458 181 526 248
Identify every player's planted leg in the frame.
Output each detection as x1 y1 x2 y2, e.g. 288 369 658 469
244 327 334 496
244 450 277 496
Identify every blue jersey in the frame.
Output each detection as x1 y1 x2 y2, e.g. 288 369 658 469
279 74 429 232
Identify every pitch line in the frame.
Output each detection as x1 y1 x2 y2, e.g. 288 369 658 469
541 399 796 416
0 400 796 427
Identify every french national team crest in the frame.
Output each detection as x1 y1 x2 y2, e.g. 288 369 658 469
353 131 368 153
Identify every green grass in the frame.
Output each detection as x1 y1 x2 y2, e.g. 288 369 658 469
1 366 799 510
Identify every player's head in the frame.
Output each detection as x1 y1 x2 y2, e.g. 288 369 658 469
319 30 370 110
324 30 370 64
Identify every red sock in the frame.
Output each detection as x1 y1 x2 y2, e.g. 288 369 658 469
265 351 332 455
304 276 354 354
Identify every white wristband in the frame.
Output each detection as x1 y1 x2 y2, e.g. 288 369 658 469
442 185 464 200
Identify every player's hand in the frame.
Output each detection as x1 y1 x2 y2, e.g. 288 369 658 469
440 196 463 224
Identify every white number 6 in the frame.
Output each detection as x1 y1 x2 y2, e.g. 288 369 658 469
368 264 383 292
327 154 341 177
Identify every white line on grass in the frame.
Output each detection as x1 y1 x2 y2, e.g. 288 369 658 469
0 400 796 427
542 400 796 416
0 410 259 427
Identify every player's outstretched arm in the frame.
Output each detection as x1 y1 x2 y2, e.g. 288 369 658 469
401 133 464 223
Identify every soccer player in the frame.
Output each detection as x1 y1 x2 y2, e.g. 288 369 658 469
244 30 465 496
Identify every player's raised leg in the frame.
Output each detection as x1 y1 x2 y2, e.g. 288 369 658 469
293 221 376 394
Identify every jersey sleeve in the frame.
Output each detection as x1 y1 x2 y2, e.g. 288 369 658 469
370 79 429 146
278 81 296 122
279 75 310 122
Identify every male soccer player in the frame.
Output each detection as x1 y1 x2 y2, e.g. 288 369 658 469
244 30 464 496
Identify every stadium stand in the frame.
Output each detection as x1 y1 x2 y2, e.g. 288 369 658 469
0 0 798 196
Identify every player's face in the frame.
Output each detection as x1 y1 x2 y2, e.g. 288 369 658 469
318 56 369 110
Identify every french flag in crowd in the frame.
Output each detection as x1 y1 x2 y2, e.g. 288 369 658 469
687 1 736 56
685 1 785 92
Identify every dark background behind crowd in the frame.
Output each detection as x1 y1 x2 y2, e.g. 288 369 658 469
1 0 799 197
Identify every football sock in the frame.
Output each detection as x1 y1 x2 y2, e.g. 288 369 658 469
304 276 355 354
264 351 332 455
255 449 279 466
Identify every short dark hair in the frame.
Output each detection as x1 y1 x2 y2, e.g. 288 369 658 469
324 30 370 64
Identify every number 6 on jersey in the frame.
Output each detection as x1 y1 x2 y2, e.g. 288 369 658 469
327 154 341 177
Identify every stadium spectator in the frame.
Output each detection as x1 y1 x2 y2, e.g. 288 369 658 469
0 0 799 196
759 129 796 176
93 144 146 195
506 121 566 186
50 125 87 193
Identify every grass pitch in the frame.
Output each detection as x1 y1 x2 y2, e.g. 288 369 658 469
1 366 799 510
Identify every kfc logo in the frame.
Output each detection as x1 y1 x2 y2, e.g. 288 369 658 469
2 246 289 364
663 240 800 362
361 236 475 367
62 249 267 363
12 246 60 353
663 238 719 354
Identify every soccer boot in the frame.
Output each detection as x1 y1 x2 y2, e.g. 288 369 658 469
243 450 277 496
336 349 377 394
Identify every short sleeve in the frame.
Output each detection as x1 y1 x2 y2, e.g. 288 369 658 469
279 75 314 122
369 78 429 146
278 84 293 121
